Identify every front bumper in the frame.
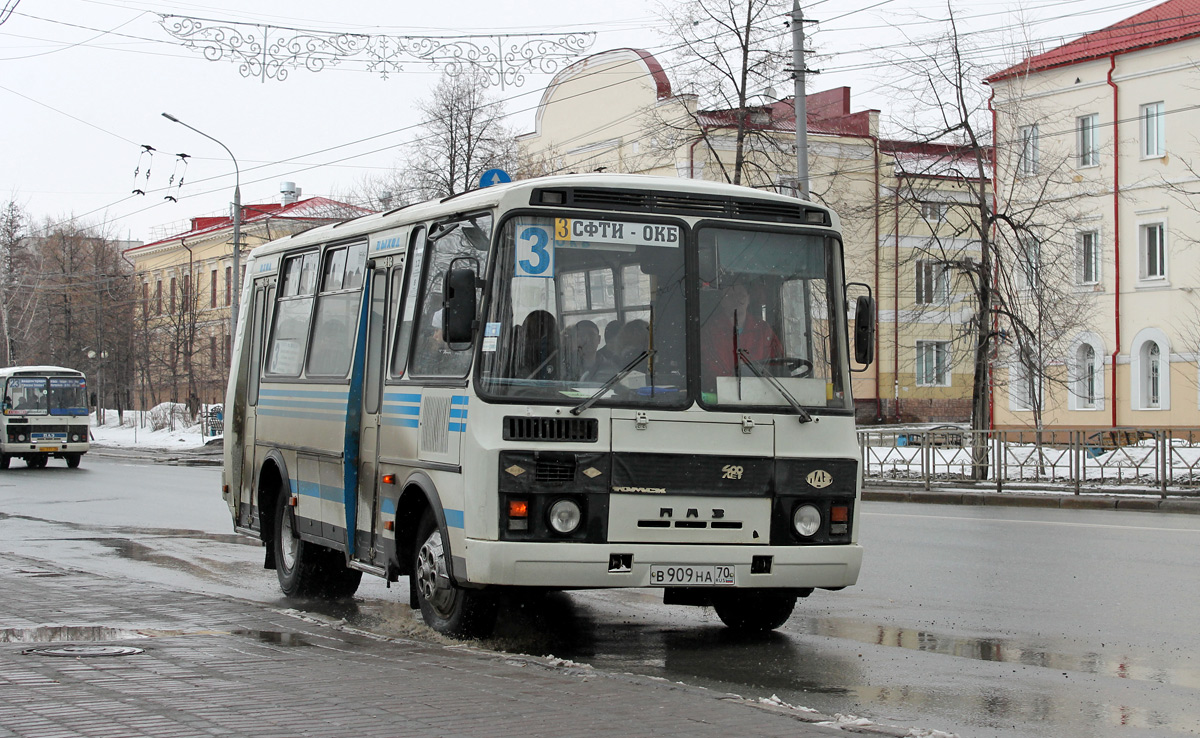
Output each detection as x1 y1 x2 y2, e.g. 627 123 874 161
459 539 862 589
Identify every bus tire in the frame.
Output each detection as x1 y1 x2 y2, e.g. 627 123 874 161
28 455 47 469
413 510 496 638
273 494 362 599
0 454 9 470
712 590 796 632
65 454 81 469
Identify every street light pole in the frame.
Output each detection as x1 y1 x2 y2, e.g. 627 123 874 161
161 113 242 342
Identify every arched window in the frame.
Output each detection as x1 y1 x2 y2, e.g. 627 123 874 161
1078 344 1096 408
1145 342 1161 409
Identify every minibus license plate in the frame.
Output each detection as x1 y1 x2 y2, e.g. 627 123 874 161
648 565 735 586
38 446 57 452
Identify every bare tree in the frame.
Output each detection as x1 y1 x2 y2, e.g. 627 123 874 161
0 198 31 366
655 0 792 187
878 10 1093 456
406 70 517 199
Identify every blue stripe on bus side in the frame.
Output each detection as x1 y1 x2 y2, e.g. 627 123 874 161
290 478 343 502
381 497 396 515
383 392 422 403
258 399 349 413
450 396 469 405
257 408 348 422
444 509 464 529
385 404 420 415
261 388 350 399
382 417 419 428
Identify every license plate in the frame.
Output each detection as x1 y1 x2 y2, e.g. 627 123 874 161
38 446 58 452
648 565 735 586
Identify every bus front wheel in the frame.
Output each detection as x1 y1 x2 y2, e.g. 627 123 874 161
413 510 497 638
0 454 9 470
712 590 796 632
65 454 81 469
273 494 362 599
27 455 47 469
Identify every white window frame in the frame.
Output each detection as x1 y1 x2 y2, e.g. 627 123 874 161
915 259 950 305
1018 124 1040 175
1139 222 1167 282
1129 328 1171 411
1140 102 1165 158
1017 236 1040 291
915 340 951 387
920 201 947 221
1077 114 1099 168
1068 338 1105 412
1077 230 1101 286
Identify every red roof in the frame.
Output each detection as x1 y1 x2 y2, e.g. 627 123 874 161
988 0 1200 82
696 87 878 138
130 197 373 252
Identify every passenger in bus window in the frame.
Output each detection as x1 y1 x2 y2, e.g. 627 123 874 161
597 319 650 375
593 319 623 370
515 310 558 380
701 281 782 377
562 319 600 381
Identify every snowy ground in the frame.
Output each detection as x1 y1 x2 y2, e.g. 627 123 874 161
88 404 220 451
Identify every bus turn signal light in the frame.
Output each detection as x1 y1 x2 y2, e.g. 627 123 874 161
381 474 396 485
830 505 849 523
508 499 529 531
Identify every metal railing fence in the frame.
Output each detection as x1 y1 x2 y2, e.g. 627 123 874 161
857 427 1200 497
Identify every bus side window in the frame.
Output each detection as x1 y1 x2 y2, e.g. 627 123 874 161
307 242 367 378
266 251 319 376
390 226 423 379
409 213 492 378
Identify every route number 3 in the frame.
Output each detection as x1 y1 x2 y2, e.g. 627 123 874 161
516 225 554 278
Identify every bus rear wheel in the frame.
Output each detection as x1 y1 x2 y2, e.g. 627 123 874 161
413 510 496 638
273 493 362 599
712 591 797 632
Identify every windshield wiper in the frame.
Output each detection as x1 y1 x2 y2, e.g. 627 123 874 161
736 349 814 424
570 350 654 416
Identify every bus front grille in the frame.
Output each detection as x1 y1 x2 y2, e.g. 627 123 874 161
504 416 598 443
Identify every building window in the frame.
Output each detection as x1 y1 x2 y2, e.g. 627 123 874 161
1140 223 1166 280
915 259 949 304
169 277 176 314
1077 114 1098 167
1140 341 1162 409
916 340 950 386
1017 236 1040 290
1018 124 1039 175
1140 102 1165 158
211 269 218 308
1078 231 1100 285
142 283 149 317
181 274 191 314
1010 348 1040 411
210 335 217 370
920 202 947 221
155 281 162 315
1077 344 1097 409
225 266 232 306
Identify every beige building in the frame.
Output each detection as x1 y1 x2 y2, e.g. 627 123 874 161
125 185 371 409
987 0 1200 429
519 48 988 423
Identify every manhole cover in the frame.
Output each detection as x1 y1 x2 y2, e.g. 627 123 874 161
22 645 145 657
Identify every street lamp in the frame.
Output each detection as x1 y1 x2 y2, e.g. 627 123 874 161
161 112 242 342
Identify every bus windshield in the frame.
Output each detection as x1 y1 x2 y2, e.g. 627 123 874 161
4 376 89 416
477 215 849 411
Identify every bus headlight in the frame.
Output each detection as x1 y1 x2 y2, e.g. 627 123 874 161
17 433 26 442
792 504 821 538
548 498 582 534
71 434 80 442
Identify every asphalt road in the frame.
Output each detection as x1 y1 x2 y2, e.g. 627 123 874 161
3 455 1198 737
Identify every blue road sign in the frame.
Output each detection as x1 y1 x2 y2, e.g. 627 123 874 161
479 168 512 188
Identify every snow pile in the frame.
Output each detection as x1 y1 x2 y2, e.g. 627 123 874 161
88 403 220 450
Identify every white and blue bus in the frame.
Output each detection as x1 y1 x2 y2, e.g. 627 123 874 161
223 174 876 636
1 365 90 469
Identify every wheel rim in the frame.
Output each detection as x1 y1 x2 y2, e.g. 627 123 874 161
416 529 456 618
279 507 299 572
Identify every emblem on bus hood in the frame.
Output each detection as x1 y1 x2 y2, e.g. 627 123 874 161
806 470 833 489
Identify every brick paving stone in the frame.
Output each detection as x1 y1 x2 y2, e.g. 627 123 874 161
0 551 847 738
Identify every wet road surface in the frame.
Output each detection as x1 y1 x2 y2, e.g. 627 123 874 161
3 456 1198 737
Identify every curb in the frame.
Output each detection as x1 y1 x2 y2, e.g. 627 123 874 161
862 487 1200 514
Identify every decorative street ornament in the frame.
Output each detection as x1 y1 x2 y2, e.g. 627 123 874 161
158 15 595 87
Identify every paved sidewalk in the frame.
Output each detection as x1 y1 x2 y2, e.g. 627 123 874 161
0 553 870 738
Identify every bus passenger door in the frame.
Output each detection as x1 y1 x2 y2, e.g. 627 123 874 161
239 282 271 528
354 268 388 560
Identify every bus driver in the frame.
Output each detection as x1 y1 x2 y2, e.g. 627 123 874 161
701 281 782 377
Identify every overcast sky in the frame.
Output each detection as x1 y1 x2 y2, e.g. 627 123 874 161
0 0 1163 243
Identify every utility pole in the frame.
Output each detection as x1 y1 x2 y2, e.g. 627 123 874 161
791 0 811 200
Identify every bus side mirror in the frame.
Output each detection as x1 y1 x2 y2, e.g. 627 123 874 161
854 295 876 367
443 266 478 344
